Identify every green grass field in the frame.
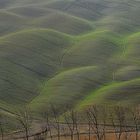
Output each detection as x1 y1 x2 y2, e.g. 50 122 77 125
0 0 140 115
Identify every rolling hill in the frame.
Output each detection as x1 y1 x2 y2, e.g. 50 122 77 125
0 0 140 116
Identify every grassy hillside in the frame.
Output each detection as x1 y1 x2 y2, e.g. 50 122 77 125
0 29 73 111
77 78 140 109
0 0 139 115
30 66 110 113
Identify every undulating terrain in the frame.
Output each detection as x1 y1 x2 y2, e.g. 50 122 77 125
0 0 140 115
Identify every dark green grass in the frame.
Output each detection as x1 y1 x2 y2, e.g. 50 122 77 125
0 11 27 35
31 12 93 35
0 29 73 109
45 0 106 20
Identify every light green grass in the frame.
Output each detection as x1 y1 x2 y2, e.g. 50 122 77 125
30 65 110 113
76 78 140 110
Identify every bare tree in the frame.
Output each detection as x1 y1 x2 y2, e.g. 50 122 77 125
72 110 80 140
64 110 75 140
41 111 53 140
87 105 105 140
131 106 140 140
86 109 91 140
51 105 61 140
0 113 4 140
110 106 126 140
122 107 133 140
64 109 81 140
123 125 133 140
16 106 32 140
61 126 67 140
100 105 107 140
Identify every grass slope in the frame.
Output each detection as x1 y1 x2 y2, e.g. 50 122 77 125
0 11 27 35
31 12 93 35
0 29 73 110
77 78 140 109
0 0 139 115
30 66 110 113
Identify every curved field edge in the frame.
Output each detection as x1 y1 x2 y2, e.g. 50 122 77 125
29 66 98 111
76 78 140 110
26 30 140 113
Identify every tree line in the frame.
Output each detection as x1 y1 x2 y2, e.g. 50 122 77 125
0 105 140 140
